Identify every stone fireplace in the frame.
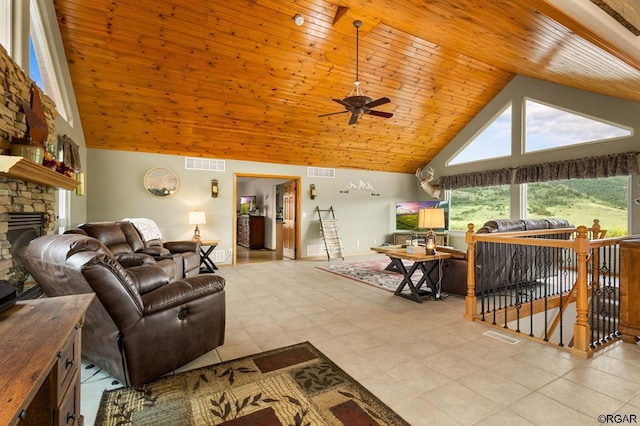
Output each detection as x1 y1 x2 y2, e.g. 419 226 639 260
0 44 71 298
0 177 57 298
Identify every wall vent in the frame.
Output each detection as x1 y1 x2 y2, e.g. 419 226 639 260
306 245 326 257
211 250 226 263
185 157 226 172
307 167 335 178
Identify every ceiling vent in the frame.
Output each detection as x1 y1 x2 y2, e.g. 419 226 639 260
307 167 335 178
185 157 226 172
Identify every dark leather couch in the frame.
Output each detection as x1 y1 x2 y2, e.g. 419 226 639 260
66 221 201 279
20 234 226 386
434 218 573 296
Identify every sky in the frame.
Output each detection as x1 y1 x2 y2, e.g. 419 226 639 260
449 100 631 165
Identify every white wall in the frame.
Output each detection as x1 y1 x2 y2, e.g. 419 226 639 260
86 149 422 264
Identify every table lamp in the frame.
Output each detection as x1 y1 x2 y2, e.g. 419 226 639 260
188 210 206 242
418 208 445 255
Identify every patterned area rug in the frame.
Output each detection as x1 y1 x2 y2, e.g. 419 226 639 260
95 342 409 425
317 259 423 294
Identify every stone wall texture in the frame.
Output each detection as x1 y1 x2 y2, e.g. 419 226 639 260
0 44 59 280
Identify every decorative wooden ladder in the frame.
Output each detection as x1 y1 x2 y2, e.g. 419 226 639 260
316 206 344 261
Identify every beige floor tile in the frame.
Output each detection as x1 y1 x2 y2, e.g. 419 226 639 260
458 369 531 406
486 357 558 390
538 378 624 418
509 392 594 425
393 395 460 426
563 366 640 402
422 381 501 425
82 256 640 425
387 362 452 394
474 409 535 425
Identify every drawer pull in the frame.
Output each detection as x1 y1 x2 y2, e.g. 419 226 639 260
66 358 74 369
66 412 76 424
18 409 26 420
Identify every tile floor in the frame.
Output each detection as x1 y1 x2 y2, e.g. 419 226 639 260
82 255 640 425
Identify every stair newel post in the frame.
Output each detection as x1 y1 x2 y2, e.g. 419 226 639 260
464 223 477 320
572 225 592 356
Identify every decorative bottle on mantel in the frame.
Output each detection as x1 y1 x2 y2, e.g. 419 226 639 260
42 143 57 169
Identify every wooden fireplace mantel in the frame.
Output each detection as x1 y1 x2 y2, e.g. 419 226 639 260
0 155 78 190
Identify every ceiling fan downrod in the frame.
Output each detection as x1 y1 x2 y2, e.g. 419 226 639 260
352 20 363 97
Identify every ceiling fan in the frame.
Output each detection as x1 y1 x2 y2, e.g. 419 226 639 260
318 20 393 125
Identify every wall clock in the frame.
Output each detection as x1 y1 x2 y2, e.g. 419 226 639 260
143 167 179 197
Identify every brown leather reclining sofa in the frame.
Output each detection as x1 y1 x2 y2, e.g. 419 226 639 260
434 218 573 296
66 221 201 279
19 233 225 387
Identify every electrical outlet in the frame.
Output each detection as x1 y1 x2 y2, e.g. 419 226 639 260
374 239 377 246
356 240 360 250
228 248 232 256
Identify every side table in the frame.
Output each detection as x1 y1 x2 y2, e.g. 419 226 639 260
371 246 451 303
199 239 221 273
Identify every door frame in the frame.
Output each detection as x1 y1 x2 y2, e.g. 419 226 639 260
233 173 302 265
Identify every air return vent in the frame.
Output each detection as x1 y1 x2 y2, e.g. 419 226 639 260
185 157 226 172
307 167 335 178
307 245 326 256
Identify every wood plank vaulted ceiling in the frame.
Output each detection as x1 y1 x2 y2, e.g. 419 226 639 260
54 0 640 174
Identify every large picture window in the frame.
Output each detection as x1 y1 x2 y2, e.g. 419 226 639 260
526 176 628 236
449 185 510 231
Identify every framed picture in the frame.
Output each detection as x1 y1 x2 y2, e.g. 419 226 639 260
143 167 179 197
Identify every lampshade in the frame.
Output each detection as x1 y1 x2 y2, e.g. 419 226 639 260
188 211 206 225
418 208 445 229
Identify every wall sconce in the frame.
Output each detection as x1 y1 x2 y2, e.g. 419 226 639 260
211 179 218 198
310 184 317 200
75 171 85 196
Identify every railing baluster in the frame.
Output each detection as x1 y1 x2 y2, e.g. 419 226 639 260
464 223 624 356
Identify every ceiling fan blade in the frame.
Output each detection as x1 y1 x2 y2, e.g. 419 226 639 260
348 113 359 125
364 97 391 109
332 98 353 108
318 110 349 118
367 110 394 118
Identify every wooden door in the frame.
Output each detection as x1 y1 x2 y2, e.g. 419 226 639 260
283 180 296 259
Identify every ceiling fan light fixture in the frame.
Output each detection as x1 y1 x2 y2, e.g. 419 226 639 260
293 14 304 26
317 19 393 125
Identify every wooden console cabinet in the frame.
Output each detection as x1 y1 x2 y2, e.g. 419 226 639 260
620 238 640 343
238 215 265 249
0 294 93 426
392 231 449 247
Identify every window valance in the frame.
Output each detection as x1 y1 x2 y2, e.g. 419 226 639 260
439 152 639 190
513 152 639 184
439 168 512 190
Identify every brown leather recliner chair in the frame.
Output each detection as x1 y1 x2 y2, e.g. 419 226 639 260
19 233 225 387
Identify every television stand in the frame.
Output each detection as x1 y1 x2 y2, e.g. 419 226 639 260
392 231 449 246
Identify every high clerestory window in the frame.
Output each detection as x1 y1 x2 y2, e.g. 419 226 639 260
446 99 633 233
29 1 69 122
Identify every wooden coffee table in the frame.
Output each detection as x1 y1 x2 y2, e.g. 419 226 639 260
371 246 451 303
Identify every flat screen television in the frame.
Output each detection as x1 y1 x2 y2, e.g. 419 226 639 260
239 195 256 214
395 200 450 231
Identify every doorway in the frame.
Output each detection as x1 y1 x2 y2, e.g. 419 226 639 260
233 173 301 265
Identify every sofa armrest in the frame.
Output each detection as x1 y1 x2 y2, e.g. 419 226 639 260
164 240 200 253
142 275 225 314
139 246 172 258
116 253 156 267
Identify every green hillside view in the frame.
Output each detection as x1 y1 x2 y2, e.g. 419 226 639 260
449 176 628 236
